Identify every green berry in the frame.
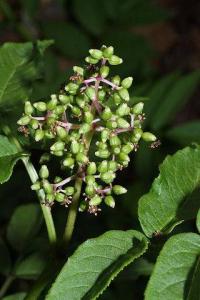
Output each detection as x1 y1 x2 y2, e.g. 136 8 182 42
98 160 108 173
85 175 95 185
98 90 106 101
47 96 58 110
117 117 130 128
110 135 121 147
35 129 44 142
95 149 110 159
54 105 65 115
46 194 55 203
101 129 110 142
87 162 97 175
31 181 41 191
30 119 39 129
71 106 81 116
109 55 123 65
73 66 84 76
17 115 31 126
113 185 127 195
39 165 49 179
89 49 103 59
104 195 115 208
33 102 47 112
121 77 133 89
106 120 117 129
65 82 79 95
42 180 53 194
56 127 67 140
85 86 95 100
112 75 121 86
84 111 94 123
55 192 65 203
112 147 121 155
118 88 130 102
70 140 80 154
142 132 157 142
79 123 91 134
59 94 71 105
131 128 143 143
108 160 118 172
85 185 95 196
100 65 109 78
118 152 130 163
25 101 34 115
121 143 133 154
79 201 87 212
89 195 102 206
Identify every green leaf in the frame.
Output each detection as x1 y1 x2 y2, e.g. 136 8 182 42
15 252 47 279
166 121 200 145
42 22 91 59
7 204 42 251
73 0 107 35
187 257 200 300
197 209 200 233
0 238 11 275
0 135 22 184
145 233 200 300
46 230 148 300
2 293 26 300
151 71 200 130
138 146 200 237
0 40 52 110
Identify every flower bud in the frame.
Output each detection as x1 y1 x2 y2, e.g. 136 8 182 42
47 97 58 110
51 141 65 152
54 176 62 183
85 175 95 185
121 77 133 89
55 192 65 203
39 165 49 179
71 106 81 117
70 140 80 154
42 180 53 194
79 123 91 134
95 149 110 159
89 49 103 59
73 66 84 76
100 171 115 184
65 83 79 95
142 132 157 142
98 90 106 101
35 129 44 142
55 105 65 115
31 181 41 191
76 153 88 164
100 66 109 78
121 142 133 154
96 141 108 150
65 186 75 196
33 102 47 112
117 117 130 128
85 56 99 64
39 153 51 164
46 194 55 203
56 126 68 140
17 115 31 126
84 111 94 123
52 150 63 157
113 93 122 105
59 94 71 105
132 102 144 115
108 160 118 172
101 107 112 121
112 147 121 155
85 86 95 100
30 119 39 129
63 157 74 168
113 185 127 195
104 195 115 208
110 135 121 147
76 95 85 108
101 129 110 142
89 195 102 206
103 46 114 58
98 160 108 173
79 201 87 212
109 55 123 65
87 162 97 175
116 103 130 116
112 75 121 86
45 130 54 140
118 152 130 163
118 88 130 102
25 101 34 115
85 185 95 196
106 120 117 129
131 128 143 143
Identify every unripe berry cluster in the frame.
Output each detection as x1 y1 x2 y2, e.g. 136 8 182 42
18 45 158 215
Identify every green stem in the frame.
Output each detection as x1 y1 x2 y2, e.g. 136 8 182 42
0 275 14 299
21 157 57 244
3 126 57 244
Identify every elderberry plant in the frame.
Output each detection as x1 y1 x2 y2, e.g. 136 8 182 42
18 45 158 215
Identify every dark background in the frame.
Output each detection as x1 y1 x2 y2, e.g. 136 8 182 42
0 0 200 299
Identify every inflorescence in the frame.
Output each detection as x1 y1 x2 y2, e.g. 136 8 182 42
18 45 159 215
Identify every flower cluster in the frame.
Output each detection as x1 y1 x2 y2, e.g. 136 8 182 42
18 45 158 215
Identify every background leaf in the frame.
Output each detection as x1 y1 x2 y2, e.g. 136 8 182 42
7 204 43 252
46 230 148 300
0 238 11 275
197 209 200 233
0 135 22 184
166 121 200 145
2 293 26 300
145 233 200 300
138 146 200 237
